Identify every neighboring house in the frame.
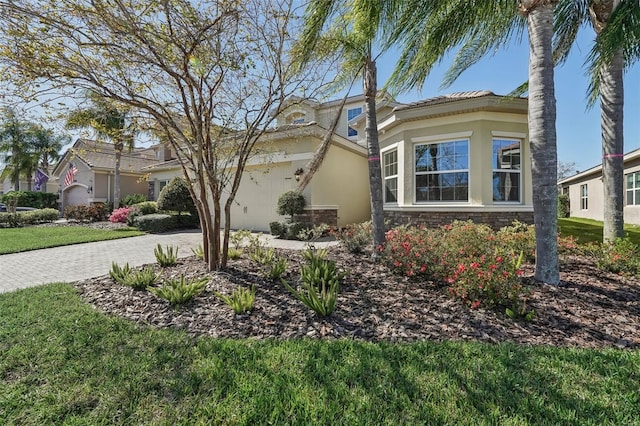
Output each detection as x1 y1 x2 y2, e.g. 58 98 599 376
52 139 160 210
350 90 533 229
558 148 640 225
1 170 59 196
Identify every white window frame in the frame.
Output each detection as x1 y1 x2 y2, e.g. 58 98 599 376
626 171 640 206
414 139 469 203
347 106 362 137
580 184 588 210
383 149 398 204
492 138 522 203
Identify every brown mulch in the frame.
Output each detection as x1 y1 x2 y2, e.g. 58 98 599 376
73 244 640 350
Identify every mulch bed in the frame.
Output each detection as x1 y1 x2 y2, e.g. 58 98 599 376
73 245 640 350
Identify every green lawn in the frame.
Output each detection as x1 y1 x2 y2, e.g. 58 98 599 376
0 226 144 254
1 283 638 425
558 217 640 245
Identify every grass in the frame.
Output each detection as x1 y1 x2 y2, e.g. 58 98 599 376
558 217 640 245
1 283 639 425
0 226 144 254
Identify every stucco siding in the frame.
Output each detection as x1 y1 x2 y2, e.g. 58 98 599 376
308 143 370 227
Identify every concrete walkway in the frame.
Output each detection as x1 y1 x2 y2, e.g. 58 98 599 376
0 230 337 293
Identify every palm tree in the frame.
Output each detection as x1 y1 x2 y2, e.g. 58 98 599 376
0 108 33 191
554 0 640 242
65 91 135 209
297 0 401 252
386 0 560 284
31 124 66 191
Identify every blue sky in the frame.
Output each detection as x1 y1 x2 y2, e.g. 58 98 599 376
375 29 639 174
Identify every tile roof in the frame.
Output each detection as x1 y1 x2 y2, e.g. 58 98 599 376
68 139 158 172
393 90 501 111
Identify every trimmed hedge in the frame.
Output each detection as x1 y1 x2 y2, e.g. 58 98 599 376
133 213 199 233
0 208 60 227
1 191 58 209
64 204 108 222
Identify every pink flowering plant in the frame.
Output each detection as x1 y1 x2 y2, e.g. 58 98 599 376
108 207 130 223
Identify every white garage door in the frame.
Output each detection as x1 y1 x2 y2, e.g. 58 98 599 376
65 185 89 206
228 164 294 231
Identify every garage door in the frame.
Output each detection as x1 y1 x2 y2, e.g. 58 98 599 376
228 164 294 231
65 185 89 207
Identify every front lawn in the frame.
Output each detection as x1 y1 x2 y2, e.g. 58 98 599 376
1 283 638 425
0 226 144 254
558 217 640 245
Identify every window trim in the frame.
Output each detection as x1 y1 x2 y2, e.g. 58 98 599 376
580 184 588 210
413 139 470 203
626 171 640 206
347 106 362 137
383 148 398 204
492 138 522 204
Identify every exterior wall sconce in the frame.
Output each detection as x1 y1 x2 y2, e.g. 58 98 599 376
87 185 93 194
294 168 304 182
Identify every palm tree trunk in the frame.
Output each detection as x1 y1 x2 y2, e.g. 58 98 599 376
592 0 625 242
600 48 624 242
363 53 385 251
523 1 560 285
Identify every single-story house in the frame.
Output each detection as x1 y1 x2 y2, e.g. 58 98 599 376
350 90 533 229
52 139 161 210
558 147 640 225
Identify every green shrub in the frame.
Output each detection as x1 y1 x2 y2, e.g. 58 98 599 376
332 221 372 253
276 191 305 220
1 191 57 209
121 266 159 290
213 286 255 314
297 223 329 241
269 221 286 238
230 229 252 249
382 226 435 277
595 238 640 276
149 275 209 305
154 244 178 267
133 213 174 233
0 213 20 228
109 262 133 285
558 193 569 218
497 220 536 263
64 204 107 222
122 193 147 206
0 208 60 227
157 177 196 215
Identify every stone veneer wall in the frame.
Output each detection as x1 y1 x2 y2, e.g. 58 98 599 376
385 210 534 230
295 208 338 227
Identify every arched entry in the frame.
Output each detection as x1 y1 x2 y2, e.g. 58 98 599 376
63 184 90 208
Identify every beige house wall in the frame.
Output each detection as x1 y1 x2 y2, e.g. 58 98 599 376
308 143 371 227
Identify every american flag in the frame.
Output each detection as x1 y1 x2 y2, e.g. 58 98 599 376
64 163 78 186
34 168 49 191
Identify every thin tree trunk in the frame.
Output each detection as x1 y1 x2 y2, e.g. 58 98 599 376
524 1 560 284
113 142 122 209
363 53 385 252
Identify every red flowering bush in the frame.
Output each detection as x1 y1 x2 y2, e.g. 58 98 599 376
595 237 640 276
381 226 436 277
446 251 525 308
109 207 130 223
557 234 581 256
496 220 536 263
